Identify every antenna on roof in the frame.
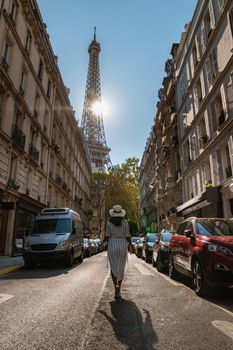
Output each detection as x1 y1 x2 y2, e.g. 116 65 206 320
94 26 96 41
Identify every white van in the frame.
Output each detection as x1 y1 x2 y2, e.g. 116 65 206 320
23 208 84 268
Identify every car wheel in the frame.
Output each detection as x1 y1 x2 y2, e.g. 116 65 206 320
145 255 150 263
168 254 179 280
78 251 83 263
156 254 164 272
24 260 34 269
192 259 209 296
65 250 74 267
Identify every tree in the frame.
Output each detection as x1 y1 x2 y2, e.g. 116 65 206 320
105 157 140 233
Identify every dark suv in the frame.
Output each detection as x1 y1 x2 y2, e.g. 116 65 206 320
169 217 233 296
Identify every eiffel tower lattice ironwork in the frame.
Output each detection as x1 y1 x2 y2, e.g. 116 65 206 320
81 27 111 172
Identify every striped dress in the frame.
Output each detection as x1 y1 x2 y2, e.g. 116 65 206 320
105 219 130 281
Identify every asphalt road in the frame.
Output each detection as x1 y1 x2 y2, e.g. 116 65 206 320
0 253 233 350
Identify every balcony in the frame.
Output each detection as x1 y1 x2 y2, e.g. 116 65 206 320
29 143 39 163
225 166 232 179
165 176 176 191
12 124 26 149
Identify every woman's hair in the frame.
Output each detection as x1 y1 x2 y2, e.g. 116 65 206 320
109 216 123 226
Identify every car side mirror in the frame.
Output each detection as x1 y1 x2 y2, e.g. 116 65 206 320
184 229 195 238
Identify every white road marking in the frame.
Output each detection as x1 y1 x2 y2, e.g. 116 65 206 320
212 320 233 341
0 293 14 304
134 263 154 276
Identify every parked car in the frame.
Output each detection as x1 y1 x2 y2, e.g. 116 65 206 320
169 217 233 296
131 236 141 253
142 233 158 263
134 237 145 258
83 238 91 257
152 230 173 272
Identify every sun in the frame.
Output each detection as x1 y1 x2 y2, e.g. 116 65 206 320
91 100 110 116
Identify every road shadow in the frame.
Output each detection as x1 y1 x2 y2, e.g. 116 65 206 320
99 299 158 350
0 260 84 280
159 269 233 313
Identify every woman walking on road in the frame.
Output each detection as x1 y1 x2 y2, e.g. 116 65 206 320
102 205 133 300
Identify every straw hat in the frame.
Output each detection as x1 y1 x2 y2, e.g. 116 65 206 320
109 204 126 217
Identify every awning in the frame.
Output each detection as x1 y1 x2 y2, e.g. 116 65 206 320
182 199 209 216
176 193 203 213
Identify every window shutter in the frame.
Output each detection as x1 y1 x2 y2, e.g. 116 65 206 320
211 47 218 77
209 0 215 29
200 70 206 99
200 21 206 54
206 58 212 86
193 85 199 114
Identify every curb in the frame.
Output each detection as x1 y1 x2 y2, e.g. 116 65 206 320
0 265 24 275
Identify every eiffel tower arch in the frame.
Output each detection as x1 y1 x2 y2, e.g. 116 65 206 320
81 28 111 238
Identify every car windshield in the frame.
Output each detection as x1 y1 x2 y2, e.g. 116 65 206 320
83 238 88 243
32 219 71 234
147 234 157 242
161 231 173 242
196 219 233 237
131 237 140 243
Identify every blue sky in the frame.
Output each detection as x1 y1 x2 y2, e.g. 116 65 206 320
37 0 197 166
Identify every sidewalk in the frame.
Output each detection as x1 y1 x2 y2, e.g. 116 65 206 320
0 256 24 275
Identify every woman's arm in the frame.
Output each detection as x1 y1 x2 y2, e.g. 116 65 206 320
126 236 133 254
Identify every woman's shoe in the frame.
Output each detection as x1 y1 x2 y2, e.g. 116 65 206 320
115 285 121 300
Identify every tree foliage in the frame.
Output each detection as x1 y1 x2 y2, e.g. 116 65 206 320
105 157 140 232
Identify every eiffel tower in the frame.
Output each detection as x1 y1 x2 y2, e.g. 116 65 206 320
81 27 111 173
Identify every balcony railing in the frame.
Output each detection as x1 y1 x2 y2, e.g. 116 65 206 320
225 166 232 179
29 143 39 163
12 124 26 149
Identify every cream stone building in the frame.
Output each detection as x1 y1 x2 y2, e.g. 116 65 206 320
140 0 233 229
0 0 91 256
176 0 233 218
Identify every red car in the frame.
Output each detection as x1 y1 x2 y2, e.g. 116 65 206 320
169 217 233 296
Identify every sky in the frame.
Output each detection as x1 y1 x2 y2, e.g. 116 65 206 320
37 0 197 166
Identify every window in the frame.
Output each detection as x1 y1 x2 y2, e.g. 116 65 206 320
204 9 212 39
34 94 40 118
229 7 233 37
38 59 43 81
218 0 226 13
205 48 219 88
1 41 10 70
19 70 26 96
9 0 18 24
196 78 203 105
47 79 51 98
9 154 17 181
192 44 198 69
25 31 32 54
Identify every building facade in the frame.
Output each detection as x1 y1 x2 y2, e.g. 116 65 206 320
0 0 91 256
176 0 233 218
140 0 233 229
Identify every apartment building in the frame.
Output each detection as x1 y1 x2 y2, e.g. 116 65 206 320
139 43 182 231
176 0 233 218
0 0 91 256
